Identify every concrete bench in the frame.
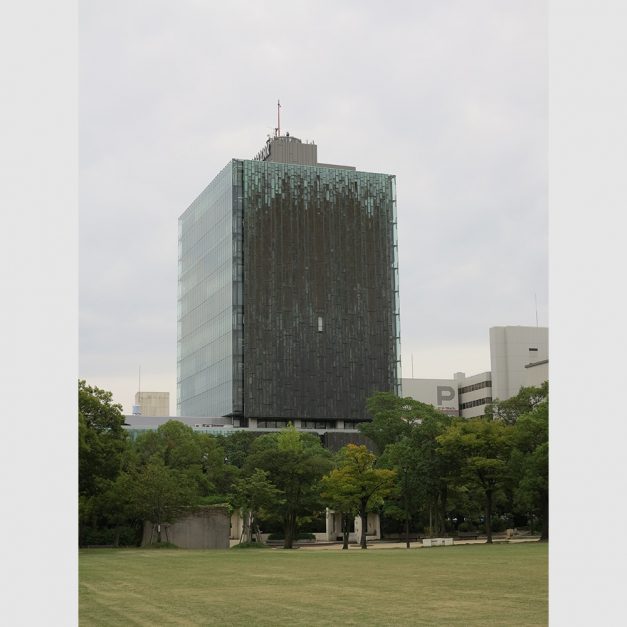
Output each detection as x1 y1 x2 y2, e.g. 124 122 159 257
422 537 453 547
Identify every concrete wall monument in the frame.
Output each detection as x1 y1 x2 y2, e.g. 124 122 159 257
142 506 230 549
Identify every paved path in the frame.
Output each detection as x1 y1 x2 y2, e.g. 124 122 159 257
231 537 541 550
298 538 540 550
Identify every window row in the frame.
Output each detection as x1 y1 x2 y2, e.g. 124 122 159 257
257 419 291 429
459 380 492 394
460 397 493 410
301 420 333 430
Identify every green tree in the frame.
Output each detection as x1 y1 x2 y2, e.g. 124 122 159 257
364 392 454 537
320 459 361 550
78 380 130 543
197 432 239 496
95 471 140 547
127 457 196 544
361 392 444 453
324 444 396 549
437 419 513 543
230 468 283 544
216 430 260 469
380 437 423 547
244 425 332 548
134 421 202 470
510 399 549 540
79 380 128 497
485 381 548 425
410 410 456 536
133 420 235 500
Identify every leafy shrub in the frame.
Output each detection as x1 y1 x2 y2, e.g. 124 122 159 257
297 513 327 533
80 525 141 547
194 496 232 508
267 532 316 541
298 532 316 540
489 518 507 533
231 542 270 549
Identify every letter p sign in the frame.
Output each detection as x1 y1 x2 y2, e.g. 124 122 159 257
437 386 455 405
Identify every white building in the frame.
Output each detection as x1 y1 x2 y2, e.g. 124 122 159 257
490 326 548 401
524 359 549 388
400 378 459 416
403 326 548 419
401 373 490 419
455 371 493 418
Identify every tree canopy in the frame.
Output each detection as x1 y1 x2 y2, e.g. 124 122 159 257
79 379 128 498
79 380 548 548
243 425 333 548
230 468 283 544
322 444 396 549
437 419 513 543
361 392 448 453
485 381 548 425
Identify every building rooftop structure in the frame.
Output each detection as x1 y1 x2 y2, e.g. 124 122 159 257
253 133 356 170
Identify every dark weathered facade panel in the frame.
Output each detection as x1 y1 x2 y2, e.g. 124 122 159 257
240 160 400 421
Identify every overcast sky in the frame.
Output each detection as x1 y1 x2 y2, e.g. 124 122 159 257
79 0 547 414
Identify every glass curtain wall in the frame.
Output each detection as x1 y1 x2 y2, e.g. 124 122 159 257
178 161 235 416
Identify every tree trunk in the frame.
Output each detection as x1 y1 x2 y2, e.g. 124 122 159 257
404 508 410 548
240 510 252 544
342 513 349 550
529 511 534 534
157 522 162 544
113 528 120 548
359 499 368 549
485 490 493 544
540 492 549 541
284 512 295 549
436 508 445 537
438 485 448 536
246 512 253 543
403 469 410 548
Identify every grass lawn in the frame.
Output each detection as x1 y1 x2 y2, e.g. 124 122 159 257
79 542 547 626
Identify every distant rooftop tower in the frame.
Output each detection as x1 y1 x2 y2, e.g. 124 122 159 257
134 391 170 417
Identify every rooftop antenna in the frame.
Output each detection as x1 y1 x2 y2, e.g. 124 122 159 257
276 99 281 137
534 293 539 327
132 365 142 415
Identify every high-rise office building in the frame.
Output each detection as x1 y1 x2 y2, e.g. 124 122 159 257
177 133 401 426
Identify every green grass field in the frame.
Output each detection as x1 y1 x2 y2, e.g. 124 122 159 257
79 542 547 626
